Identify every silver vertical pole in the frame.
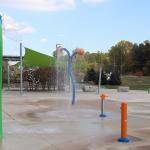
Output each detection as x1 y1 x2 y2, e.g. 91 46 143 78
99 98 106 118
98 51 102 94
7 61 10 90
98 67 102 94
20 43 23 94
101 99 104 115
56 44 59 91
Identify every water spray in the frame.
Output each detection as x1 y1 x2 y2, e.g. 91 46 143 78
56 47 84 105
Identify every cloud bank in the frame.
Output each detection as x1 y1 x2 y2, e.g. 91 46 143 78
2 14 36 35
40 38 48 43
82 0 105 4
0 0 106 11
0 0 75 11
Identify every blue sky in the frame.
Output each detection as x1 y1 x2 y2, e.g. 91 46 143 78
0 0 150 56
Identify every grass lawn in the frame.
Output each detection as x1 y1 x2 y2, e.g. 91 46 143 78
122 75 150 90
106 75 150 91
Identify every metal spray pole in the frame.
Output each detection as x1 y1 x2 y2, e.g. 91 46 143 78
0 15 3 138
98 67 102 94
98 51 102 94
7 61 10 90
99 94 107 118
20 42 23 94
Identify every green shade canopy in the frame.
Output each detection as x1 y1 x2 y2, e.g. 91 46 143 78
23 48 56 67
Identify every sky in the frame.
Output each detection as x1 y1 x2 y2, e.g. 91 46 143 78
0 0 150 56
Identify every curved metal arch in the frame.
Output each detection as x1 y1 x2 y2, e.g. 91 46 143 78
59 48 77 105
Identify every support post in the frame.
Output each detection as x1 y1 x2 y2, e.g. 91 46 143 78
99 93 107 118
20 42 23 94
98 66 102 94
0 15 3 138
98 51 102 94
99 99 106 117
118 102 130 142
7 61 10 90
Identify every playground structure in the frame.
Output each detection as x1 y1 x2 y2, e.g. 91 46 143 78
4 46 84 105
0 14 145 148
2 36 84 96
0 14 130 142
0 14 85 105
3 50 57 91
56 47 84 105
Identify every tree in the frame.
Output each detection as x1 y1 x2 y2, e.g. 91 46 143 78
109 40 133 74
132 41 150 75
109 70 121 85
95 70 107 85
84 69 108 85
84 68 97 84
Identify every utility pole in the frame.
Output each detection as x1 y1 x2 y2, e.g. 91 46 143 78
0 15 3 138
114 54 116 71
56 44 63 91
98 51 102 94
7 60 10 90
20 42 23 95
120 49 123 79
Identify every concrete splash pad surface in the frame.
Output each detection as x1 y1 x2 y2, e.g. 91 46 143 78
2 90 150 150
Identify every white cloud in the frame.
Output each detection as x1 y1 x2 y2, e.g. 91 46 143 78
2 14 36 35
57 34 65 37
0 0 106 12
40 38 48 43
82 0 106 4
0 0 75 11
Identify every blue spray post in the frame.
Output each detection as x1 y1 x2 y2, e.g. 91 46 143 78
57 48 84 105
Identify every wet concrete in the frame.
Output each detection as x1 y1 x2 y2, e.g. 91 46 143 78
1 90 150 150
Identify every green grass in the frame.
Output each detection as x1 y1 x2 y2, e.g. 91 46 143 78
121 75 150 90
105 85 119 89
105 75 150 91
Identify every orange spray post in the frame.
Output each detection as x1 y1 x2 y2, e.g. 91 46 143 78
99 93 108 118
118 102 130 142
